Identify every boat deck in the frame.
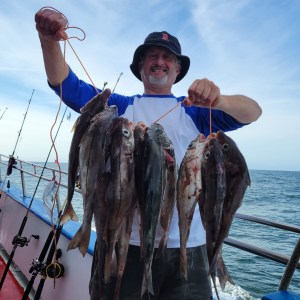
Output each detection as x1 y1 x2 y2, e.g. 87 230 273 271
0 249 30 300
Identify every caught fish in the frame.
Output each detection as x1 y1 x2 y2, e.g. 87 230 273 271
135 123 168 297
155 125 176 258
176 133 207 279
61 89 111 224
104 117 135 284
68 104 118 256
133 121 148 256
198 134 226 300
92 172 111 298
215 130 251 289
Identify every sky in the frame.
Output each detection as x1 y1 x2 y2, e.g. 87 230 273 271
0 0 299 171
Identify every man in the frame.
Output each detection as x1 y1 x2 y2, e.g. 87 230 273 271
35 8 262 300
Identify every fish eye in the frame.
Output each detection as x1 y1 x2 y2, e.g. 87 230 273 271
222 143 230 151
122 128 131 137
204 151 211 159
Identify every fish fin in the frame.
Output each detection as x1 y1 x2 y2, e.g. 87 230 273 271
61 204 78 224
141 267 154 298
67 225 91 257
180 246 188 279
155 234 166 259
216 254 234 290
111 249 118 277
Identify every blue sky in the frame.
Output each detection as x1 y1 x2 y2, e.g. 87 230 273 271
0 0 299 171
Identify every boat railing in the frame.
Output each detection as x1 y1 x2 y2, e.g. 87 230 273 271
0 154 299 292
0 154 81 199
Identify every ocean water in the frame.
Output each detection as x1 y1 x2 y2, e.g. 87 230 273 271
1 162 299 299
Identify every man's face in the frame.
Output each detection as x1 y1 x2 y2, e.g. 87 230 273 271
139 47 181 91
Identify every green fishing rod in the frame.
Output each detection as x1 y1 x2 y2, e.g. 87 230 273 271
0 105 68 290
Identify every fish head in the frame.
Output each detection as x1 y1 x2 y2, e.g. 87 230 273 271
202 137 225 175
216 131 250 185
109 118 135 160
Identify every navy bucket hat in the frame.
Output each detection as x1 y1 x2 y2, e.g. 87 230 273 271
130 31 190 84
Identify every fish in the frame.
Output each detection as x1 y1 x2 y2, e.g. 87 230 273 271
133 121 148 257
198 135 226 272
92 171 111 298
214 130 251 289
135 123 168 297
155 125 176 259
176 133 207 279
103 117 135 284
61 89 111 224
67 104 118 256
198 134 226 300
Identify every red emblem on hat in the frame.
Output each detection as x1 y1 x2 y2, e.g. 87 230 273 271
162 33 169 40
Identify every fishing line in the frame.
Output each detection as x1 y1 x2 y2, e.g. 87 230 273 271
209 103 212 135
0 105 68 290
152 97 188 125
153 97 214 137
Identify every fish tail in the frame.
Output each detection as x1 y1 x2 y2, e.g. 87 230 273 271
61 203 78 224
155 234 166 259
67 225 91 257
216 255 234 290
114 277 122 300
180 245 187 279
141 266 154 297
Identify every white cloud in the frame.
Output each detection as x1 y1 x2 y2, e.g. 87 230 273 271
0 0 299 170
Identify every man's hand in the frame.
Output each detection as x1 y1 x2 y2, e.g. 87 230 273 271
35 8 68 41
185 79 221 108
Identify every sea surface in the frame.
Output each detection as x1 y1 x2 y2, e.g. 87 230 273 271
1 161 299 300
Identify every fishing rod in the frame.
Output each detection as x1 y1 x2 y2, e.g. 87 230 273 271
22 224 64 300
102 81 108 90
112 72 123 93
0 105 68 290
21 230 54 299
22 103 72 298
0 90 34 198
0 108 8 120
11 89 35 158
33 224 64 300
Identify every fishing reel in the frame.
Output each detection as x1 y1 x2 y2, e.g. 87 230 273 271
46 261 65 279
29 248 64 279
46 249 64 279
12 234 39 247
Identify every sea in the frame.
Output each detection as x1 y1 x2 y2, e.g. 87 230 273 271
1 161 299 300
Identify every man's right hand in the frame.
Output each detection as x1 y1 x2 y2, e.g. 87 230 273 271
35 8 68 41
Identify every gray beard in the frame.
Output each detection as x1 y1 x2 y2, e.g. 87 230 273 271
149 75 168 85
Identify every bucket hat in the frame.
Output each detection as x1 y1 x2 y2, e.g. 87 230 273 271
130 31 190 84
